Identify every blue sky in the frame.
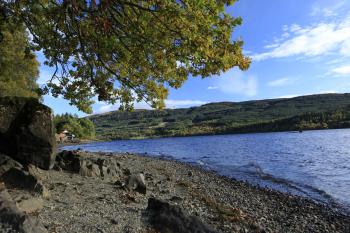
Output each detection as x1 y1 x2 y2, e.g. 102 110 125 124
39 0 350 116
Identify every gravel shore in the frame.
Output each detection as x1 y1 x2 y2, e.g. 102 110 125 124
8 150 350 233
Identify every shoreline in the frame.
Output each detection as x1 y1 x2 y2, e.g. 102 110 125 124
61 138 350 216
26 150 350 232
57 139 102 148
156 155 350 215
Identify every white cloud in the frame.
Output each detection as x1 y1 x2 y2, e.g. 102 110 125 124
332 65 350 75
214 69 258 96
207 86 219 90
310 0 347 17
277 90 338 99
165 100 207 109
277 94 299 99
94 100 152 114
320 90 339 94
290 24 302 32
340 39 350 55
326 58 346 65
97 104 117 113
243 50 253 55
252 15 350 61
267 78 292 87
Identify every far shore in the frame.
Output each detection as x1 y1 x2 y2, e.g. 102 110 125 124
66 127 350 142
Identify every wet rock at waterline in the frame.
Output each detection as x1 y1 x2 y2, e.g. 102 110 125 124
0 97 56 170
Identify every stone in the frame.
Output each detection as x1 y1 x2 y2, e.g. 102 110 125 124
55 150 122 181
169 196 183 202
0 97 56 170
0 189 47 233
0 153 24 176
146 198 217 233
126 173 146 194
114 180 124 189
79 160 101 177
54 150 81 172
17 198 43 214
1 167 46 195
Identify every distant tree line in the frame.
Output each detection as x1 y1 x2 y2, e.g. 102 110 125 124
54 113 95 139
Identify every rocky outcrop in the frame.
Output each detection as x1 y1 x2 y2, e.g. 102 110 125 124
0 97 56 170
0 154 49 232
0 153 49 198
0 189 47 233
55 150 122 181
0 153 23 176
146 198 218 233
2 167 47 195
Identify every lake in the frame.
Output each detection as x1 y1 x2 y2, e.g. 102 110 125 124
64 128 350 212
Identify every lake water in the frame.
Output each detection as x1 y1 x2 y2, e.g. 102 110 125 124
64 129 350 212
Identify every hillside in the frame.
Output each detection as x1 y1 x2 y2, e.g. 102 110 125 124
88 93 350 140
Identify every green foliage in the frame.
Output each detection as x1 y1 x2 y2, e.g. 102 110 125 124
54 113 95 139
88 93 350 139
2 0 250 113
0 20 39 98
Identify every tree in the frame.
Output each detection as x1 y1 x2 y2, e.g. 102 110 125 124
0 19 39 98
2 0 250 113
54 113 96 139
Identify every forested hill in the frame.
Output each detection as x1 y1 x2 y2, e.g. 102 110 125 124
88 93 350 140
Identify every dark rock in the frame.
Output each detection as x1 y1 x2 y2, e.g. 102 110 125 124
54 150 81 172
0 153 23 176
145 173 153 181
126 173 146 194
110 218 118 225
169 196 183 202
0 97 56 170
0 189 47 233
0 154 49 198
146 198 218 233
1 167 47 195
123 168 131 176
114 180 124 189
55 150 122 180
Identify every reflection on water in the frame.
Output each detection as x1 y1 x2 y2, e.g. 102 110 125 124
64 129 350 211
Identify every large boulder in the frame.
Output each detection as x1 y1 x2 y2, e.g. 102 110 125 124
0 97 56 169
